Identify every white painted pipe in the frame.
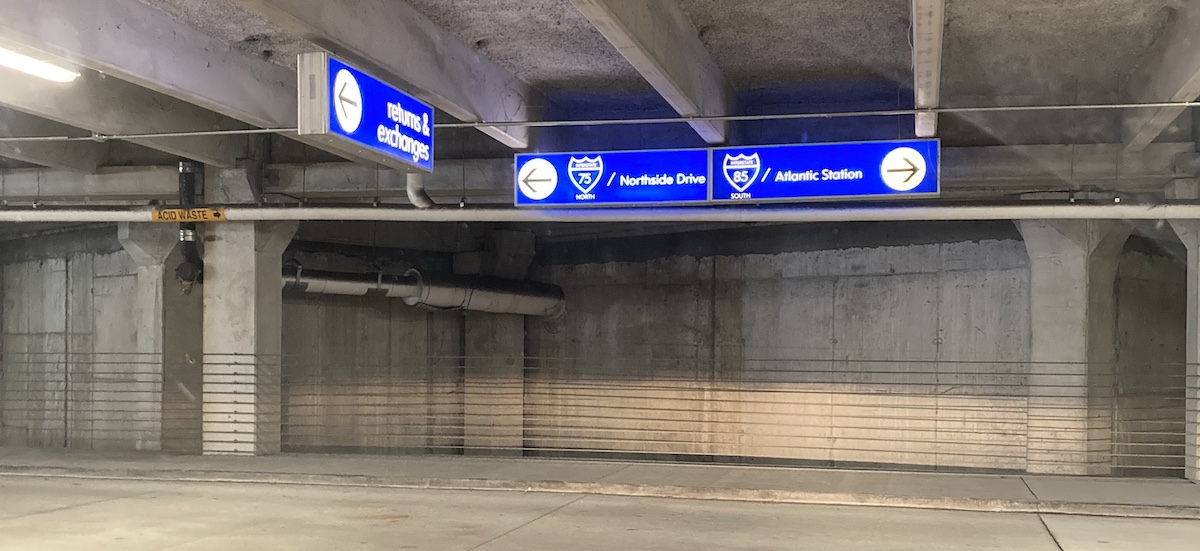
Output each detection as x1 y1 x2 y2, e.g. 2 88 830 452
290 275 419 297
400 272 566 318
405 172 436 209
0 210 149 222
225 204 1200 222
286 270 565 317
3 204 1200 223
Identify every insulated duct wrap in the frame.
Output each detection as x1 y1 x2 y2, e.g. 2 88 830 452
284 268 565 318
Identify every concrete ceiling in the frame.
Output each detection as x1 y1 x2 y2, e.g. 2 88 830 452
943 0 1178 98
0 0 1197 207
130 0 1188 103
136 0 312 67
677 0 913 87
405 0 644 90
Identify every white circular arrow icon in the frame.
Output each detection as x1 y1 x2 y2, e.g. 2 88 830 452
880 147 927 192
518 159 557 200
333 69 363 133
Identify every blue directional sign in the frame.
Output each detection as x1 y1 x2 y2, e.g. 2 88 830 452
515 149 710 207
298 53 434 172
711 139 939 203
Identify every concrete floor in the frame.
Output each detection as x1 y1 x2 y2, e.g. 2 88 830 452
2 476 1199 551
4 448 1200 518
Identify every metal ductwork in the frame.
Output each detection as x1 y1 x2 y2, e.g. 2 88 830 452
284 268 565 318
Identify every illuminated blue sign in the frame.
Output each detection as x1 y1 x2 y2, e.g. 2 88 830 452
711 140 939 203
515 149 710 207
298 53 434 172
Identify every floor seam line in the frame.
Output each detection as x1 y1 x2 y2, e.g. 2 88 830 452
594 463 635 484
465 494 588 551
1020 476 1041 500
1035 514 1065 551
0 490 157 523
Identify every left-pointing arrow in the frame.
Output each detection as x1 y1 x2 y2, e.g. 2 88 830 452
522 169 551 193
517 158 558 201
338 82 359 118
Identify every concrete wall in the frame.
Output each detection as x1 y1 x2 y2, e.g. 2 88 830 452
0 222 1188 474
522 227 1191 474
0 227 202 451
1113 248 1188 476
526 236 1033 471
279 293 464 454
160 252 204 455
265 223 1189 475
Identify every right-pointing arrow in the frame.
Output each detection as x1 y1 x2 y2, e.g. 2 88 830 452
887 157 919 183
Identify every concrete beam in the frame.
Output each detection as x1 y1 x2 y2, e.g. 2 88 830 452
267 159 512 202
1123 3 1200 152
911 0 944 137
274 144 1190 201
0 160 511 204
942 143 1190 198
0 109 107 171
0 71 246 167
0 0 296 129
570 0 729 144
3 143 1190 204
118 223 179 267
0 0 412 171
233 0 537 149
0 166 176 202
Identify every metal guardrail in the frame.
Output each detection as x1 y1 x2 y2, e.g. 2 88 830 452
0 352 1193 477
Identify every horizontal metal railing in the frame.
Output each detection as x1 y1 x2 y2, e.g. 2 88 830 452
0 352 1194 477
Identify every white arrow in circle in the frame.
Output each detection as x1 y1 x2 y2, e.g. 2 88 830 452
518 159 557 201
338 83 358 117
333 69 363 133
880 147 927 192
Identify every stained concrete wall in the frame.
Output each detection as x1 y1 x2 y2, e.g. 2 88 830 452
279 293 464 454
0 227 202 452
464 313 524 455
522 227 1190 474
160 259 204 455
265 223 1188 474
526 236 1033 471
1113 248 1188 476
1 222 1187 473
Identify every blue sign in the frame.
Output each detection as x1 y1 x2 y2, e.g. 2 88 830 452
515 149 710 207
300 54 435 172
711 140 939 203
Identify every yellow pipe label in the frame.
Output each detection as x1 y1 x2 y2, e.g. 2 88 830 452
150 208 226 223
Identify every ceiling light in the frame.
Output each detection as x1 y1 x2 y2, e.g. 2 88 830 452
0 47 79 83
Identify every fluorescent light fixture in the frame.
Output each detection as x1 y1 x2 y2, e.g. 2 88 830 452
0 47 79 83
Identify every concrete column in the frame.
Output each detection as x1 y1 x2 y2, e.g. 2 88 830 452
1018 220 1130 475
202 221 297 455
1169 220 1200 481
117 224 203 452
463 312 524 455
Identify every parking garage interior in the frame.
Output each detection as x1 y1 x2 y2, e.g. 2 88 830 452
1 0 1200 549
